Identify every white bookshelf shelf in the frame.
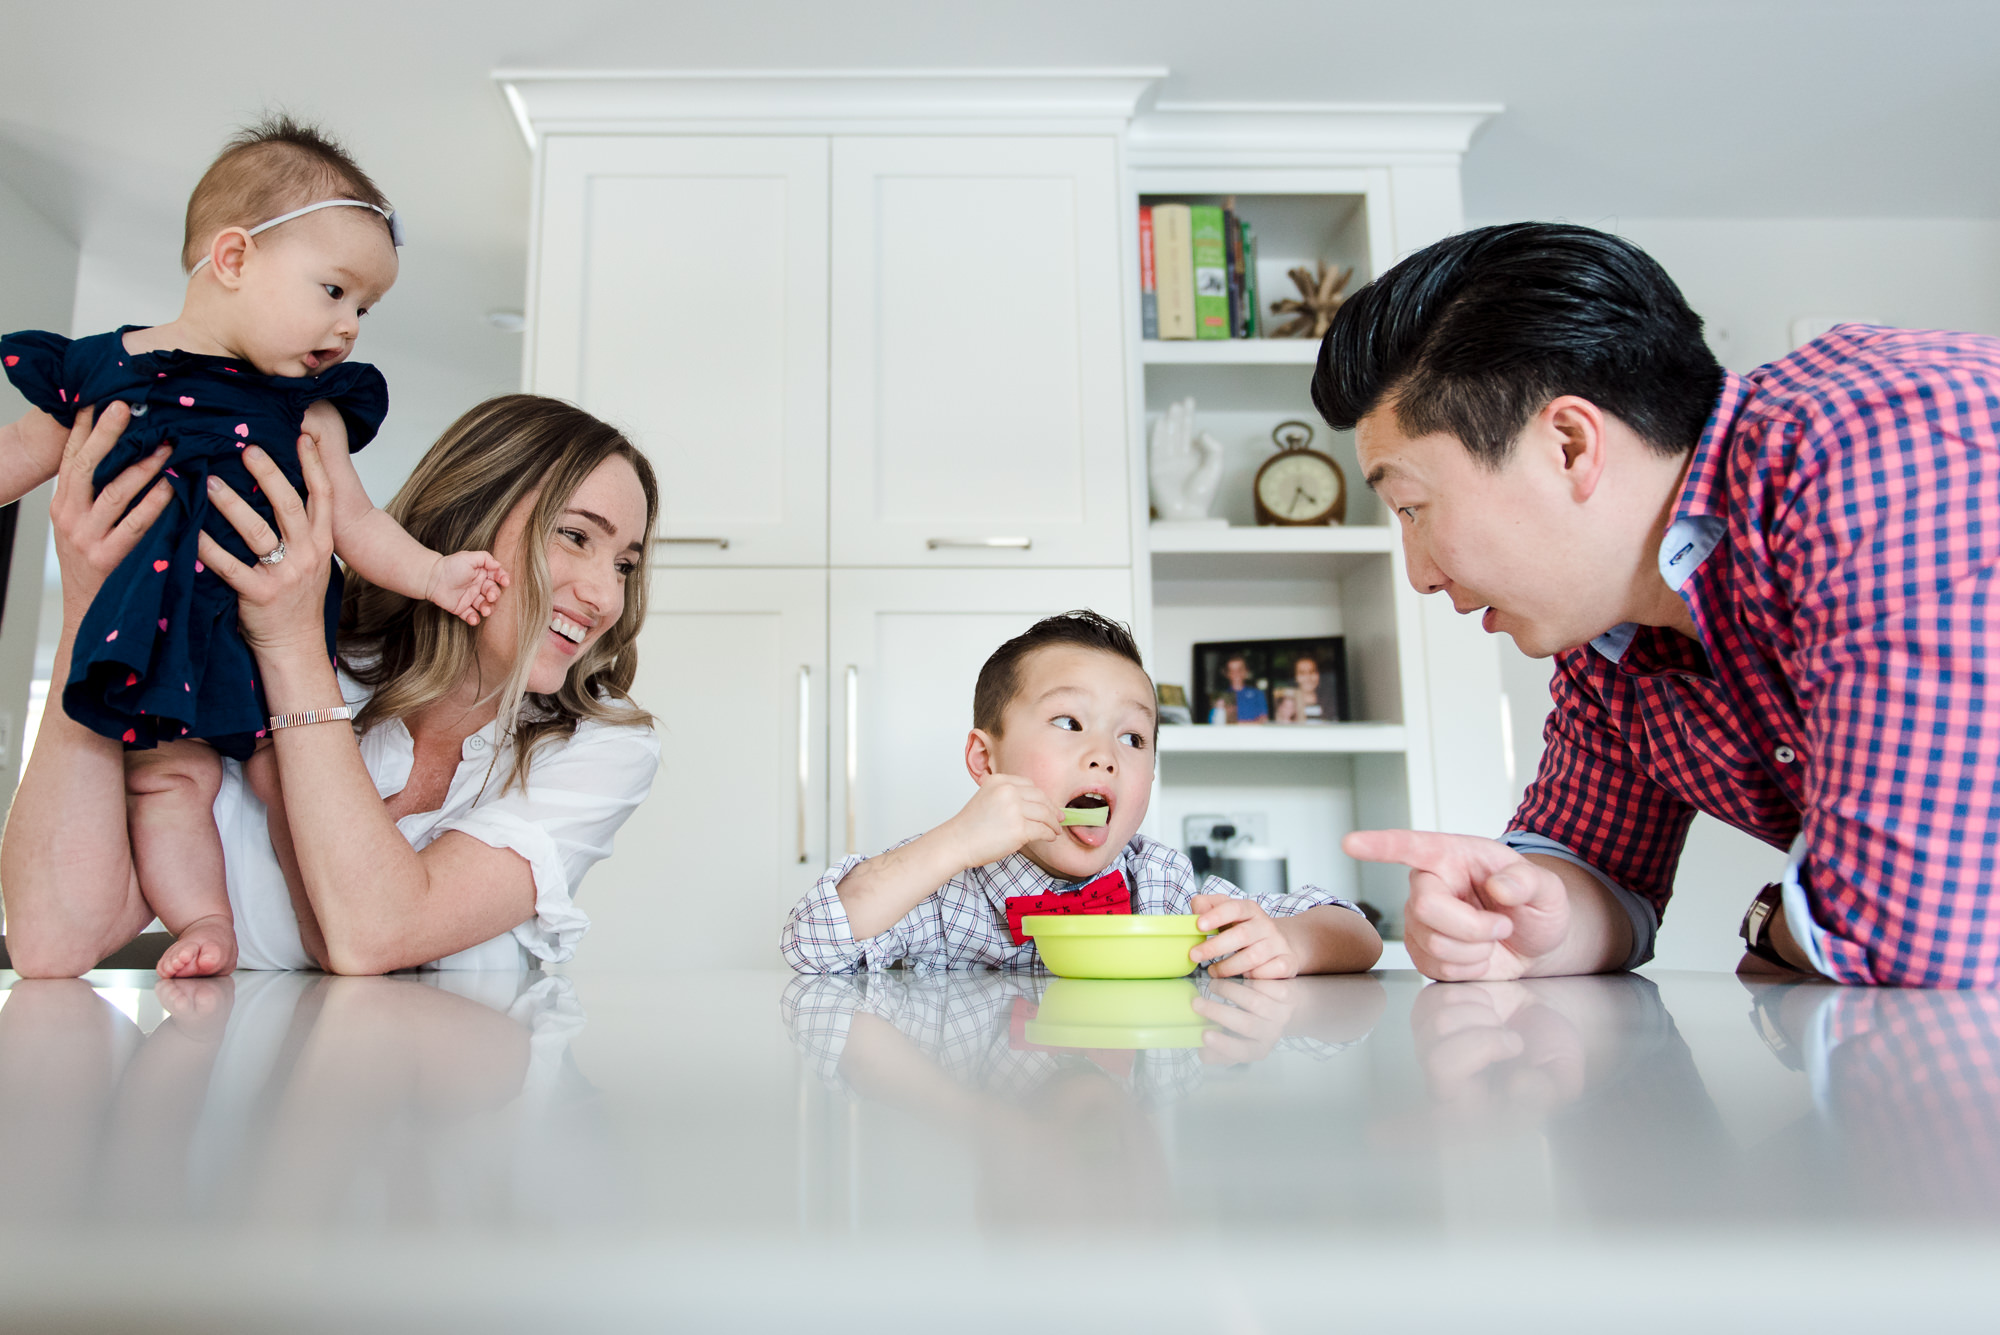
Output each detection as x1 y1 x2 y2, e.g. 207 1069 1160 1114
1141 339 1322 366
1157 723 1407 754
1149 524 1394 555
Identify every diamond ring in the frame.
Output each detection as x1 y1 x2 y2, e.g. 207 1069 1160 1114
258 541 287 566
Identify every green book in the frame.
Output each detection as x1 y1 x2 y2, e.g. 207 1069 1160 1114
1190 205 1230 340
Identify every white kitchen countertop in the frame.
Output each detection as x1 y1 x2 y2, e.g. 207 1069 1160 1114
0 964 1992 1332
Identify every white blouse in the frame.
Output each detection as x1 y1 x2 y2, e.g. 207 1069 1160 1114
216 674 660 971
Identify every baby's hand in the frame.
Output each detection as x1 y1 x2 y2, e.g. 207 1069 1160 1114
1190 894 1301 979
425 550 510 625
938 773 1061 870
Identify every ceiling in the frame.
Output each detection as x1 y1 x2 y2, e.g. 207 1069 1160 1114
3 0 1995 475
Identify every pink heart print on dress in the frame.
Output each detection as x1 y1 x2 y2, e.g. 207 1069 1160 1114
180 396 194 407
234 424 248 437
153 560 168 572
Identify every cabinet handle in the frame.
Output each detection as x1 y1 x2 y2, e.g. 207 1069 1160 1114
844 665 860 856
658 536 731 549
797 665 811 865
924 536 1031 551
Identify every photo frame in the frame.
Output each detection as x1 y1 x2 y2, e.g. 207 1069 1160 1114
1191 637 1349 725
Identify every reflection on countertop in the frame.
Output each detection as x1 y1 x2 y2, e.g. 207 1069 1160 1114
1 965 1996 1329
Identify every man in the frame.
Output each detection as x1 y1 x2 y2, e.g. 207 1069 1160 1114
1218 653 1268 723
1320 222 2000 988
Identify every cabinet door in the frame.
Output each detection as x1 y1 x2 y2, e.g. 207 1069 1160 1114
828 569 1137 858
530 136 829 567
828 137 1131 567
579 569 828 969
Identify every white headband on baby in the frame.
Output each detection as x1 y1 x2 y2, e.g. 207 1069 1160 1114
190 198 405 274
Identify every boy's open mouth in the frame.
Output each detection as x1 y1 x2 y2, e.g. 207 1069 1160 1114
1062 790 1113 848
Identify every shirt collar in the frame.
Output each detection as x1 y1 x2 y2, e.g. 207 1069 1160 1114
1588 372 1745 663
983 838 1138 896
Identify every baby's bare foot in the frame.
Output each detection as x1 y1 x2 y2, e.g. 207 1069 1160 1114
157 915 238 979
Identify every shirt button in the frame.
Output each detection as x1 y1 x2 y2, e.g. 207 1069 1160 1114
1775 746 1796 764
469 736 486 752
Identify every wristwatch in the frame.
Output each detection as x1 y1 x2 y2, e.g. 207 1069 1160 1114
1738 881 1791 968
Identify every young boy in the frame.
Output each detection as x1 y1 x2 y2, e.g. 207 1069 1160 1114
782 611 1382 976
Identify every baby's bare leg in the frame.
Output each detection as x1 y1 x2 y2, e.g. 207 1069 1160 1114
124 741 236 978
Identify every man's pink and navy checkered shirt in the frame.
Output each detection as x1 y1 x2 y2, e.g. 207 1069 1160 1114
1509 325 2000 988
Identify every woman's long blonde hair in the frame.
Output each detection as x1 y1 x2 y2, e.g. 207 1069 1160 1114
339 394 659 791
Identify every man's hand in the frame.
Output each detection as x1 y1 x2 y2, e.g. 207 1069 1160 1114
1190 895 1301 978
936 773 1061 870
1409 980 1586 1127
1342 830 1578 981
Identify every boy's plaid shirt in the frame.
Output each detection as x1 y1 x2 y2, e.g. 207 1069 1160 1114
782 832 1359 974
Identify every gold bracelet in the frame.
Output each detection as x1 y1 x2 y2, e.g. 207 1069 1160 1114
267 705 357 731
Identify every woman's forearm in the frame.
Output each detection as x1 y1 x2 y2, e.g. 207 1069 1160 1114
255 645 436 974
0 622 152 974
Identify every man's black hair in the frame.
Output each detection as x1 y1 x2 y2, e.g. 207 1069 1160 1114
973 610 1148 735
1311 222 1725 467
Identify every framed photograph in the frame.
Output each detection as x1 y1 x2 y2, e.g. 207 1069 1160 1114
1192 637 1349 725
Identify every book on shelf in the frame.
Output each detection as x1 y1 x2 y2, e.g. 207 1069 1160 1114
1138 205 1158 340
1152 203 1195 340
1222 202 1243 339
1140 201 1262 341
1240 216 1259 338
1189 204 1230 340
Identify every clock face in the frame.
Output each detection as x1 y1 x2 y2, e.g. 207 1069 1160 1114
1256 451 1344 523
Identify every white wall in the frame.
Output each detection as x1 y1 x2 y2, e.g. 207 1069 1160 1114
1493 216 2000 970
0 175 77 804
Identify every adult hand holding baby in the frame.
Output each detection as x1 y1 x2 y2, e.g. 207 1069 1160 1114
49 403 174 624
197 434 338 660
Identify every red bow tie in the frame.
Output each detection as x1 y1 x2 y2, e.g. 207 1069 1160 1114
1004 868 1130 946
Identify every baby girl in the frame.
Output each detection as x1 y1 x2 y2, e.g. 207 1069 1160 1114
0 116 506 978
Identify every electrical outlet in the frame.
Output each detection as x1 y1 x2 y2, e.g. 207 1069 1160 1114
1181 811 1269 851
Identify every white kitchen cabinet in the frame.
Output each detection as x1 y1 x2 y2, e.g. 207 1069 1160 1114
581 569 827 969
528 136 830 567
827 137 1131 568
828 569 1137 859
502 74 1508 958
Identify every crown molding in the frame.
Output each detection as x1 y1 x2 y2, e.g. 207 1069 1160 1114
495 68 1168 148
1129 102 1503 169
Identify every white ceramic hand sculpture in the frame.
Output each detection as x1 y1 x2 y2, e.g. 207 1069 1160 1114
1148 397 1225 522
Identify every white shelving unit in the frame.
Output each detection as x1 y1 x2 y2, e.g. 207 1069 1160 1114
1141 340 1322 366
1125 104 1510 934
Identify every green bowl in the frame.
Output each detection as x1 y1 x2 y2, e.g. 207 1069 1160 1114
1024 977 1210 1049
1023 913 1209 980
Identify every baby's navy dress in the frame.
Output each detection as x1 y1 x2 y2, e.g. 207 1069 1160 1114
1 327 386 759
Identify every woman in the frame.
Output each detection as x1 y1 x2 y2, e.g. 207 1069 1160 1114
2 394 660 976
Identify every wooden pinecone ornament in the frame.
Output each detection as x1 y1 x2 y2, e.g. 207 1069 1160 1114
1269 261 1352 339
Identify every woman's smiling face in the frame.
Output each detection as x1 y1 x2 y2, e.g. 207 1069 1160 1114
480 455 648 696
